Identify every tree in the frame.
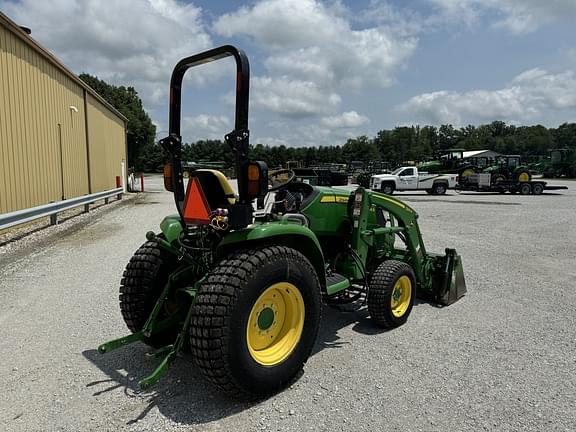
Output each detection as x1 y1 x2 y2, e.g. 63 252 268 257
552 123 576 149
343 136 379 163
79 74 157 170
162 121 576 172
438 124 459 150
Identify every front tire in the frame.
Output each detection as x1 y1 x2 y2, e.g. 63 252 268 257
368 260 416 329
380 183 395 195
190 246 322 398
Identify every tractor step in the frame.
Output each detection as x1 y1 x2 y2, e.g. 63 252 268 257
326 272 351 295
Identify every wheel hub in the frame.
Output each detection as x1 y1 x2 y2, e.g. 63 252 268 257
257 307 275 330
246 282 305 366
390 276 412 318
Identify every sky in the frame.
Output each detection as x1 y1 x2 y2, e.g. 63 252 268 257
2 0 576 147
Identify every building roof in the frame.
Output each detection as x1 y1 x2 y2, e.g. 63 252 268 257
0 11 127 123
463 150 500 158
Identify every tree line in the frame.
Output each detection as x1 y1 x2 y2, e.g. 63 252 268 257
180 122 576 170
79 74 575 171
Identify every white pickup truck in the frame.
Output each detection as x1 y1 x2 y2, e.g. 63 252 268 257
370 167 458 195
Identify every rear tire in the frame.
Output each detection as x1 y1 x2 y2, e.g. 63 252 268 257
460 167 476 178
368 260 415 329
119 240 179 348
189 246 322 398
432 183 447 195
516 169 531 182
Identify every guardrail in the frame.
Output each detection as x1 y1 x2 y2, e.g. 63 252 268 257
0 188 123 230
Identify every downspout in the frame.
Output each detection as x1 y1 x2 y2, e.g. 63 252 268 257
83 89 92 194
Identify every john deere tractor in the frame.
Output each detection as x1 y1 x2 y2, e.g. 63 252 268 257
99 46 466 398
418 149 477 179
483 155 532 185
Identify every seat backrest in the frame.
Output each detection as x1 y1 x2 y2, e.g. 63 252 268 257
193 169 236 210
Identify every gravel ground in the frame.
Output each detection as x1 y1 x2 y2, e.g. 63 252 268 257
1 176 575 432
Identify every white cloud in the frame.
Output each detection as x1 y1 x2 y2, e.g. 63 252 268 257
400 68 576 125
429 0 576 33
321 111 370 128
251 76 341 118
1 0 214 107
182 114 231 141
254 124 358 148
214 0 417 116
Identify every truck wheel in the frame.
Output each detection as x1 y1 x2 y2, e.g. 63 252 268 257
532 183 544 195
432 183 447 195
190 246 322 398
380 183 395 195
368 260 415 329
119 240 179 348
519 183 532 195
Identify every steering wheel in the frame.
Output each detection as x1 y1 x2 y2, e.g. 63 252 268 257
268 169 296 192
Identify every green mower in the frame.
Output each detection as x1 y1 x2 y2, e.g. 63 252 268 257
98 46 466 398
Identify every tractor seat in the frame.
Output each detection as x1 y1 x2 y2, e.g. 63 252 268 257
192 169 236 210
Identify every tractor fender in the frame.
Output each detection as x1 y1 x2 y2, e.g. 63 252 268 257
215 222 327 290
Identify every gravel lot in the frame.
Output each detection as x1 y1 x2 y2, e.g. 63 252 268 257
1 176 575 432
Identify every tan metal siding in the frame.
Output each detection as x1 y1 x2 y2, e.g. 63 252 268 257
0 26 14 212
1 14 127 215
1 25 90 213
86 93 126 192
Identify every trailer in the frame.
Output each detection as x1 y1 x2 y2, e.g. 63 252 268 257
457 173 568 195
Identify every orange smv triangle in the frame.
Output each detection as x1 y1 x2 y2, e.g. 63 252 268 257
183 177 211 224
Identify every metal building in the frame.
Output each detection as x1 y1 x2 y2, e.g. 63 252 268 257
0 11 127 214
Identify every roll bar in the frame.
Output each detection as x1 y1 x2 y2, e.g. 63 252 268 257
159 45 251 216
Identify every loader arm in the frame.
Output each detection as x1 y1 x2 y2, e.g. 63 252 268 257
351 188 465 304
351 188 426 279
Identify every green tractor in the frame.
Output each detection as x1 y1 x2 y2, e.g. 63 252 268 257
98 46 467 398
418 149 477 183
543 149 576 178
483 155 532 185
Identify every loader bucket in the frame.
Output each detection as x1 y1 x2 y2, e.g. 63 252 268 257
430 248 467 306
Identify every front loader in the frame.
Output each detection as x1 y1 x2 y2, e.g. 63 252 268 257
98 45 466 398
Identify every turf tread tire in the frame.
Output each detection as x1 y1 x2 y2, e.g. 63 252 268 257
368 260 416 329
119 240 177 347
189 246 321 399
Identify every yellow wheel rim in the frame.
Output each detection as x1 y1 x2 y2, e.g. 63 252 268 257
461 168 475 178
391 276 412 318
246 282 305 366
518 172 530 182
494 175 506 184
